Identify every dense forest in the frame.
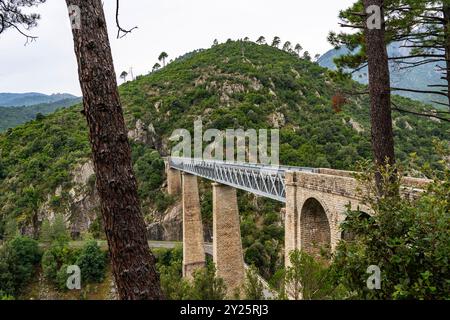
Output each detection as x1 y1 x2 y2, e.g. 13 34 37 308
0 40 448 299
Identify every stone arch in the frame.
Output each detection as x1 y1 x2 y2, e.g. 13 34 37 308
341 211 371 241
300 197 331 256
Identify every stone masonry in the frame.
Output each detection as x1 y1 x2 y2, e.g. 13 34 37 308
182 173 206 279
166 162 430 288
212 183 246 296
284 169 430 266
166 162 182 195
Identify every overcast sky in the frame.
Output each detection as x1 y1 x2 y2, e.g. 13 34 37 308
0 0 355 96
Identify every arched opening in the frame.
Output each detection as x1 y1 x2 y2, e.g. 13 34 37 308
300 198 331 256
341 211 371 241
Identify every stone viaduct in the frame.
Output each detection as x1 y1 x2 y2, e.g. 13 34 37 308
165 158 429 296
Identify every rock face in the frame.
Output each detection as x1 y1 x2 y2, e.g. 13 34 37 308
268 112 286 128
36 160 100 239
35 157 186 242
127 119 161 150
147 203 183 241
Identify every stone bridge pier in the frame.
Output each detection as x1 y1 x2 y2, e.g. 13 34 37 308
165 159 429 294
165 163 246 295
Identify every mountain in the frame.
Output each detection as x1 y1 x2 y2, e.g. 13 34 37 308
0 97 82 132
0 40 447 250
0 92 79 107
318 42 447 107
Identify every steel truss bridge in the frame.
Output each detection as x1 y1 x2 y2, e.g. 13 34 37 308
168 157 316 202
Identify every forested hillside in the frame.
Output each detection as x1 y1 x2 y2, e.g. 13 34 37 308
0 98 82 132
0 40 448 283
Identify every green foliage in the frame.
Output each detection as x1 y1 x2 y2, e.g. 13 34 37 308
56 264 71 291
41 249 58 281
239 193 284 279
189 264 227 300
0 98 81 132
131 143 173 213
243 266 265 300
75 240 107 283
0 292 14 300
41 241 106 291
40 214 70 245
0 40 448 299
330 161 450 299
0 236 41 296
284 250 338 300
0 40 447 241
41 243 77 284
154 247 227 300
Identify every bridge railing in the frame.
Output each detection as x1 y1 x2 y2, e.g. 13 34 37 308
168 157 316 203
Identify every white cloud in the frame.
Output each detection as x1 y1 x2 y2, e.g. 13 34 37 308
0 0 355 95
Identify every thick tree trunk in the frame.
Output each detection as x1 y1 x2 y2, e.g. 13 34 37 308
65 0 162 299
363 0 396 193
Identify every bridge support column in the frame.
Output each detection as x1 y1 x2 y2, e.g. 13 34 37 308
212 183 245 296
166 162 181 195
182 173 206 279
285 171 298 267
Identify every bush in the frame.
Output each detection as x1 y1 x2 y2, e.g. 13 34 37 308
330 161 450 299
41 243 78 284
56 264 71 291
188 264 227 300
41 250 58 281
284 250 337 300
243 266 266 300
75 240 107 283
155 247 227 300
40 214 70 245
0 236 41 296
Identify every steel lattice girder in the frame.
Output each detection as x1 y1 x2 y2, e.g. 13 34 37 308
168 157 316 203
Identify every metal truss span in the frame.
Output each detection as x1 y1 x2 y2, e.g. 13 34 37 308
168 157 316 203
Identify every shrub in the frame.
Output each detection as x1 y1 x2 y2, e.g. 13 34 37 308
39 214 70 245
330 161 450 299
243 266 266 300
0 236 41 296
188 264 227 300
41 242 78 284
75 240 107 283
284 249 337 300
41 249 58 281
56 264 70 290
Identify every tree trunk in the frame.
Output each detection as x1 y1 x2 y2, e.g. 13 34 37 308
442 5 450 110
65 0 163 300
363 0 396 193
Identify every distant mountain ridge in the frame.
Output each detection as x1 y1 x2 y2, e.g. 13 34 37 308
0 92 79 107
0 97 81 132
318 42 446 107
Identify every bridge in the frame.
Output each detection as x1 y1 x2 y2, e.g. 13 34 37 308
165 157 429 297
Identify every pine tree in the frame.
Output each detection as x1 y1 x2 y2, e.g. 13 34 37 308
65 0 162 300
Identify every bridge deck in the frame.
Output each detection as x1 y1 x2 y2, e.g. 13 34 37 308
168 157 316 202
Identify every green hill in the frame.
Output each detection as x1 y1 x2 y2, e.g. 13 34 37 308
0 93 79 107
0 98 82 132
0 40 448 242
